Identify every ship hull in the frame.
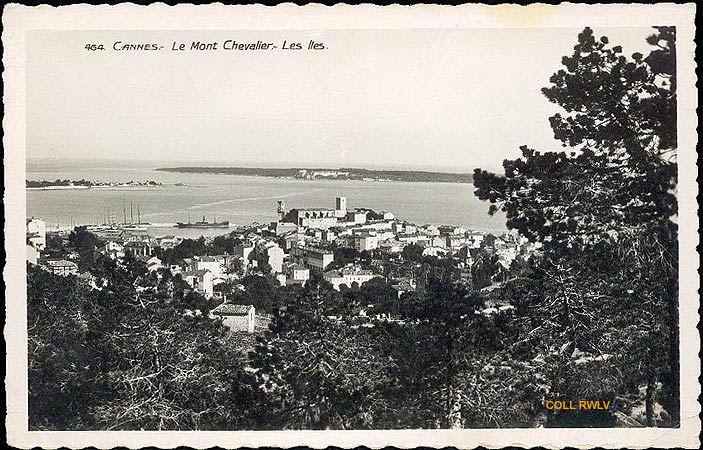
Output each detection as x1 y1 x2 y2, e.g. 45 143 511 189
176 222 230 229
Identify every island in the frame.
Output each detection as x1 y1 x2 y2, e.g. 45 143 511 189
27 179 161 189
155 167 474 184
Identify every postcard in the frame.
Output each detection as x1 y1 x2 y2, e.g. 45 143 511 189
3 3 700 449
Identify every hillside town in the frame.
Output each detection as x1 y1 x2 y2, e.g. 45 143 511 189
27 196 541 333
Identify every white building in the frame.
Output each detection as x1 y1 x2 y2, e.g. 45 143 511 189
290 244 335 270
346 210 367 224
27 218 46 250
428 236 447 248
27 244 39 265
323 266 378 290
286 263 310 285
157 235 182 249
379 240 405 253
422 246 449 257
262 243 284 273
334 196 347 218
144 256 162 272
102 241 125 260
182 269 214 298
44 259 79 276
275 273 288 286
321 229 337 243
234 242 255 261
445 235 465 248
423 225 440 236
288 208 339 229
212 303 256 333
353 234 378 252
194 256 224 279
124 240 152 257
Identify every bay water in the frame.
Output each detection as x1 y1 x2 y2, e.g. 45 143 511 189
26 166 507 238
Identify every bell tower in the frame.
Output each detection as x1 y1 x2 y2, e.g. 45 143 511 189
277 200 286 221
334 196 347 218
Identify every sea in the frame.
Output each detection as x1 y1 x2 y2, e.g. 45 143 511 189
26 165 507 238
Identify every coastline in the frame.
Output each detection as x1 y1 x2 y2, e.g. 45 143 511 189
26 185 162 191
155 167 475 184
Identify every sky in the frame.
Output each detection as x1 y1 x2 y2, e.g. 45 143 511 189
26 27 655 173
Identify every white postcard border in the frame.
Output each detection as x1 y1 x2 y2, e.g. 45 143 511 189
3 3 699 449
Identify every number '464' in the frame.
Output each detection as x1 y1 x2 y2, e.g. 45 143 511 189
85 44 105 51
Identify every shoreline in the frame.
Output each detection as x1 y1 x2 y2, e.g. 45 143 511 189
155 167 475 184
27 185 162 191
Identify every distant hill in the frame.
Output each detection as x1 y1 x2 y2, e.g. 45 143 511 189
155 167 474 184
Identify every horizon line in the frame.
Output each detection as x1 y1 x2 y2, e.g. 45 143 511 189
26 157 496 174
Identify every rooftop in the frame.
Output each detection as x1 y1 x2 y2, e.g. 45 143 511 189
212 303 254 316
46 259 78 268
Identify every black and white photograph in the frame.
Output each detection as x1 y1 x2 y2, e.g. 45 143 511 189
3 3 699 449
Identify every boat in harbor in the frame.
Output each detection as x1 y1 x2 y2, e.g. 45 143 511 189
119 201 148 231
121 224 148 231
177 215 230 229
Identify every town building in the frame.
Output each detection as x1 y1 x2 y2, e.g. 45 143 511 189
346 210 368 224
157 235 182 249
78 272 103 290
334 196 347 218
44 259 79 276
101 241 125 260
271 221 299 236
124 240 152 257
446 234 468 248
27 244 39 265
391 279 415 298
139 255 162 272
438 225 466 235
422 246 449 257
275 273 288 286
27 218 46 250
323 266 378 290
286 263 310 286
182 269 214 297
193 255 224 279
290 244 335 270
424 225 440 236
428 236 447 248
285 208 338 229
278 197 349 229
281 232 305 251
256 242 284 273
379 240 405 253
234 242 255 261
211 303 256 333
353 233 378 252
321 229 337 243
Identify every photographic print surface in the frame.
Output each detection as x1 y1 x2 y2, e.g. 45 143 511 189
4 3 700 449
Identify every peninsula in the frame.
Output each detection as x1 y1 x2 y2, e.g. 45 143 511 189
155 167 474 184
